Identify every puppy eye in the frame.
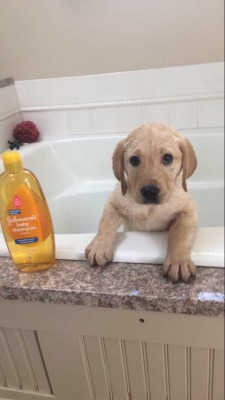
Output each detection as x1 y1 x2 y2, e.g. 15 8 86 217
130 155 140 167
162 153 173 165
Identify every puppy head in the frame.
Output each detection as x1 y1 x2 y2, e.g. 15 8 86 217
112 123 197 204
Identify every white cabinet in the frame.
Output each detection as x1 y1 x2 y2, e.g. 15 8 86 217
0 300 224 400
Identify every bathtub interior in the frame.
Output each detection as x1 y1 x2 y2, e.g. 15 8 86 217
0 132 224 267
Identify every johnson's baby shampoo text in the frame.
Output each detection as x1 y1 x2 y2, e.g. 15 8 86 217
0 151 55 272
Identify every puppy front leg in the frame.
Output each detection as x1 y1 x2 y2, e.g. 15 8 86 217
163 204 197 282
85 201 123 267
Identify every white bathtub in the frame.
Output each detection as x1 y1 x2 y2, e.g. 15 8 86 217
0 132 224 267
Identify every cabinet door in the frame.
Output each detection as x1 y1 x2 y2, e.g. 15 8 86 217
0 301 224 400
0 327 53 400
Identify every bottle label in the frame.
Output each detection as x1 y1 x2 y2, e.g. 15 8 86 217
5 184 52 245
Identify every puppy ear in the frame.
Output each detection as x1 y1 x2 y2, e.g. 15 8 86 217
179 137 197 192
112 139 127 195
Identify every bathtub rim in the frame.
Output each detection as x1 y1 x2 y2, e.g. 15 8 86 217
0 226 224 268
0 133 224 268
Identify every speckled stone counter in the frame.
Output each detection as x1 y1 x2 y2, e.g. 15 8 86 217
0 257 224 316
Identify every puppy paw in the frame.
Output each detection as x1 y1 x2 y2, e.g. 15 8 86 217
85 236 113 267
163 257 196 283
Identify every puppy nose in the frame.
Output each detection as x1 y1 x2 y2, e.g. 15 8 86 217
140 185 160 203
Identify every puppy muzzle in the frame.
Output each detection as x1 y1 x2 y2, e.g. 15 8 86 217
140 185 160 204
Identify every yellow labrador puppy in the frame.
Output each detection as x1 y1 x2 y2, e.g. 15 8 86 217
85 123 197 282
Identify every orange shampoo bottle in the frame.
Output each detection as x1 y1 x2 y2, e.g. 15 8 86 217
0 151 55 272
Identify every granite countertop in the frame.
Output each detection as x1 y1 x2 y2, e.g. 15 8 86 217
0 257 224 316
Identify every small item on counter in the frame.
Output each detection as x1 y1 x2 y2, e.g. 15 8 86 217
0 151 55 272
8 139 24 150
13 121 40 143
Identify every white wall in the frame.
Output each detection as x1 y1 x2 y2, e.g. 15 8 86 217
0 0 224 80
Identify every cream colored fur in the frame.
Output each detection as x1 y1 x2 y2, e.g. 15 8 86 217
85 123 198 282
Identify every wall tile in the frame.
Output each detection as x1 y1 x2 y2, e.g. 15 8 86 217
198 98 224 128
91 107 117 133
75 74 104 103
22 110 92 137
14 81 30 108
116 105 142 132
13 62 225 139
66 109 92 135
97 72 129 102
119 69 156 100
22 111 67 137
170 101 198 129
42 111 68 136
142 103 170 125
213 63 224 92
0 84 22 152
154 66 184 97
48 77 78 105
22 79 52 107
182 64 214 95
0 85 20 115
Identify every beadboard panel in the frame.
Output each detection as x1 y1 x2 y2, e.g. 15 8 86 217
0 389 53 400
1 330 223 400
0 328 52 396
0 300 224 400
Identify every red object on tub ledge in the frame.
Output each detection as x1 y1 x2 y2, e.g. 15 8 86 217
13 121 40 143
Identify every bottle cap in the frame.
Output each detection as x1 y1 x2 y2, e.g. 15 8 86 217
2 151 23 173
